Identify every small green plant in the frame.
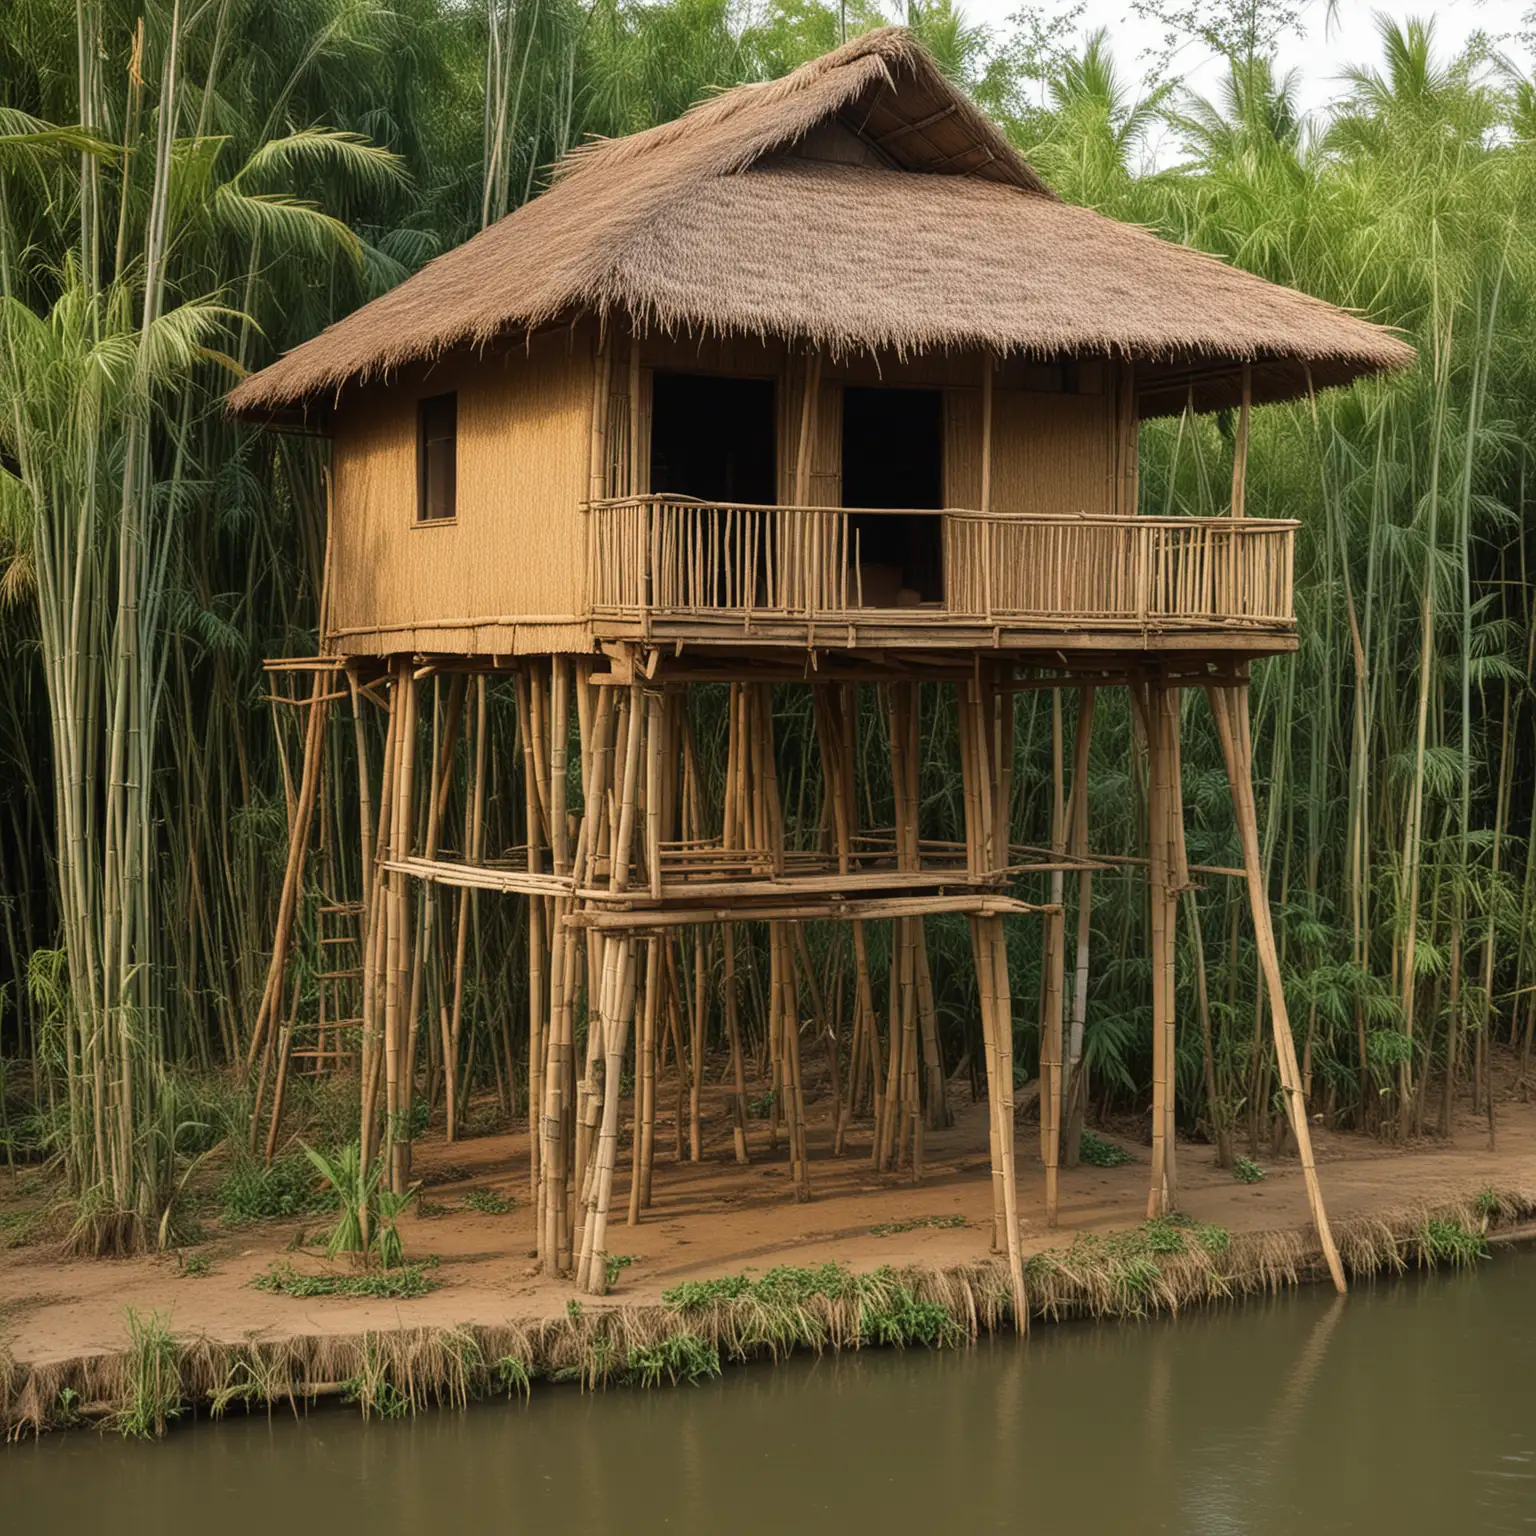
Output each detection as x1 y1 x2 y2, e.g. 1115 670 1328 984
177 1251 212 1277
251 1261 440 1299
462 1187 513 1215
566 1299 584 1322
747 1091 775 1120
301 1140 418 1267
1233 1156 1266 1184
870 1213 968 1237
1078 1130 1133 1167
373 1187 415 1269
107 1309 183 1439
605 1253 636 1286
1474 1187 1502 1221
54 1386 83 1428
496 1356 533 1399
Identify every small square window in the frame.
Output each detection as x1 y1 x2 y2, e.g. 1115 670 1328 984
417 393 457 522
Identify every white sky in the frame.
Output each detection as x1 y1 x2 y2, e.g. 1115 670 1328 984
954 0 1532 153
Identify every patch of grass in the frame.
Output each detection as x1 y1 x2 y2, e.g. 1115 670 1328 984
870 1213 968 1237
1078 1130 1134 1167
625 1330 720 1387
250 1261 440 1299
1233 1156 1266 1184
1418 1218 1488 1269
1024 1214 1234 1311
747 1091 775 1120
217 1151 336 1226
605 1253 636 1287
660 1273 756 1309
176 1252 212 1277
861 1291 965 1348
0 1206 51 1249
464 1104 508 1139
461 1187 513 1215
106 1309 183 1439
661 1262 965 1352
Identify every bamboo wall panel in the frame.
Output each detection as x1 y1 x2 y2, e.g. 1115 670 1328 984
988 389 1115 518
330 330 594 653
944 388 983 509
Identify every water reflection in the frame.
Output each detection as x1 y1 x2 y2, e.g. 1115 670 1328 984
7 1248 1536 1534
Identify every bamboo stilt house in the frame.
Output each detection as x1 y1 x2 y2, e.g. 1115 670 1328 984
231 29 1412 1300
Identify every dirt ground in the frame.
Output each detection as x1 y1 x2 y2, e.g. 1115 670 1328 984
4 1075 1534 1369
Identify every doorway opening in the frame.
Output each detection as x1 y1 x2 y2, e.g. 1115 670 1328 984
841 386 944 607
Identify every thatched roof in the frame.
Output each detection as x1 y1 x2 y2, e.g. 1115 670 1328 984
229 28 1412 417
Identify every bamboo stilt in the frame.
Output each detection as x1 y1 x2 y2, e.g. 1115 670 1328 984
384 661 417 1194
1041 687 1066 1225
1063 685 1096 1167
1210 682 1347 1294
1141 679 1172 1218
630 936 660 1222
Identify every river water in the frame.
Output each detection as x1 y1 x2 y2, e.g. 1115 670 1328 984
8 1247 1535 1533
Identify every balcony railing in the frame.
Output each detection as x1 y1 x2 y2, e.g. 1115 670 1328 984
586 496 1296 635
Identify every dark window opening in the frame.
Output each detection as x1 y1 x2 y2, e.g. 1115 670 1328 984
649 372 777 505
417 392 457 522
841 387 944 607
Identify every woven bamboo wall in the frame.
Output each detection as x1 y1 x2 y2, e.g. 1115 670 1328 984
328 328 595 655
944 382 1115 516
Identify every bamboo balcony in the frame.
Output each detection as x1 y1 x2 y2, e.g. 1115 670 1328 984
586 496 1298 652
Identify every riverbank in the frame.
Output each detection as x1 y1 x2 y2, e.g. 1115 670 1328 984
5 1085 1535 1435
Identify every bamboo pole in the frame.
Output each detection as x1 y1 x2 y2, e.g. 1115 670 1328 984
1231 360 1252 518
1041 687 1066 1225
445 675 486 1140
1140 679 1171 1218
629 936 660 1222
385 660 417 1194
1209 682 1347 1294
1063 686 1096 1166
984 914 1026 1323
246 669 329 1081
516 668 546 1200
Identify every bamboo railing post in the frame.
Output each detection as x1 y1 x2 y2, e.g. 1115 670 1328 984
1209 682 1347 1294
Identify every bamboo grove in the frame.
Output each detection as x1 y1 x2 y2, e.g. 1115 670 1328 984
2 0 1536 1245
